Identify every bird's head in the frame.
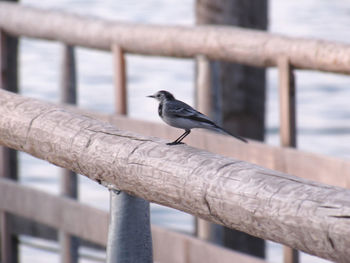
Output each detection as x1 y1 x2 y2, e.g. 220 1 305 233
147 90 175 102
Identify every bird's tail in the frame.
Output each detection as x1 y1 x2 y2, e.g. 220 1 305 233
210 125 248 143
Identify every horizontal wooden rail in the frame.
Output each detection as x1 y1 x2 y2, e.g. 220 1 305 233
0 178 108 245
68 109 350 189
0 90 350 262
1 3 350 74
0 178 266 263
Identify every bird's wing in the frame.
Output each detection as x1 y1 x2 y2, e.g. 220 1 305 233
167 100 248 143
166 100 216 125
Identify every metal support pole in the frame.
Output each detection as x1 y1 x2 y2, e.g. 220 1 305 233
106 190 152 263
278 56 299 263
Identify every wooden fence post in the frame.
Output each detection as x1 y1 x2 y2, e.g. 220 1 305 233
278 56 299 263
195 55 212 115
112 44 127 115
109 44 152 261
0 28 19 263
59 44 79 263
278 57 296 148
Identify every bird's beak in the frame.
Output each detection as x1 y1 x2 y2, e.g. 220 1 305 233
147 95 155 98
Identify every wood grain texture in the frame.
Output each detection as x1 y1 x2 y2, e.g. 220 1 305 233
0 90 350 262
0 178 266 263
1 3 350 74
76 112 350 190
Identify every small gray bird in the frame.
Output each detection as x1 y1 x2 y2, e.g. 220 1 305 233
148 90 247 145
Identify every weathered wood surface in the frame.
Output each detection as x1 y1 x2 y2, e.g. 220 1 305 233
76 111 350 190
0 90 350 262
1 3 350 74
0 178 266 263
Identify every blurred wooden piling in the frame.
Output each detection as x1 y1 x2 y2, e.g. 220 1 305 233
0 28 19 263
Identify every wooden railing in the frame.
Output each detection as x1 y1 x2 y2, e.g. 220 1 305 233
0 89 350 263
0 2 350 263
1 3 350 74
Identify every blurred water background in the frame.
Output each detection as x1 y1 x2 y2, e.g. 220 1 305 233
15 0 350 262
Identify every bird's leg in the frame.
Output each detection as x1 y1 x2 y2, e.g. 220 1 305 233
167 130 191 145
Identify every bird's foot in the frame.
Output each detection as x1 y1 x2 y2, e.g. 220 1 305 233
167 141 185 146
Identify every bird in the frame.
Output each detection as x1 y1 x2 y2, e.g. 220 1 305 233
147 90 248 145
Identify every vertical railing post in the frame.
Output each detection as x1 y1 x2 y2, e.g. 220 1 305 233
278 56 296 148
278 56 299 263
112 45 127 115
195 55 212 116
59 44 79 263
108 44 152 262
0 29 19 263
